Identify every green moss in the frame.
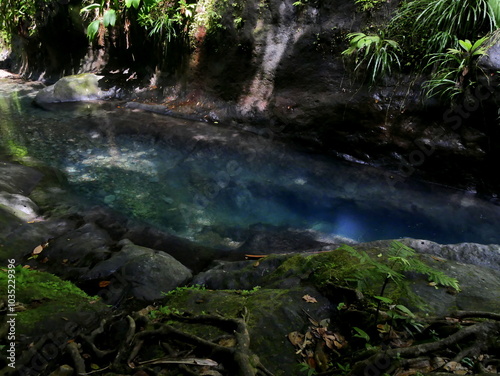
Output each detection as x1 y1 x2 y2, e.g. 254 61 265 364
263 248 364 289
0 267 103 333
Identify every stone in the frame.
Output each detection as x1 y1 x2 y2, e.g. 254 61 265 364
83 239 192 302
42 222 113 269
164 286 335 376
194 238 500 316
0 192 40 221
0 161 44 195
479 39 500 71
34 73 116 105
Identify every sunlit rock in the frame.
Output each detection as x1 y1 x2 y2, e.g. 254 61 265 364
0 192 40 221
34 73 115 105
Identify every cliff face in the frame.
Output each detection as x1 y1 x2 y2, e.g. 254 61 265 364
7 0 500 195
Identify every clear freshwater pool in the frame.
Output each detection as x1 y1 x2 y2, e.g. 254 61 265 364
1 76 499 248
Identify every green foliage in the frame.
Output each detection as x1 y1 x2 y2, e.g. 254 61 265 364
355 0 386 12
0 0 53 39
340 241 460 300
149 305 182 318
390 0 496 56
352 326 370 341
342 32 401 84
298 362 317 376
423 37 488 102
162 284 206 297
239 286 262 296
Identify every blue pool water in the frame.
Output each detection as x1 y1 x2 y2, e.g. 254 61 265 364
1 77 499 248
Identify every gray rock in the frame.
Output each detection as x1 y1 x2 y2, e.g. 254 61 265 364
0 161 44 195
373 238 500 271
43 222 113 266
479 39 500 71
84 239 192 301
194 238 500 315
34 74 115 105
0 192 40 221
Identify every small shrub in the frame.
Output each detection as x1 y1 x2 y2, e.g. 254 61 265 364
342 31 401 84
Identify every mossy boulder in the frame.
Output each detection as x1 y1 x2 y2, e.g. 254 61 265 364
0 267 108 338
194 239 500 316
152 286 335 376
34 74 115 105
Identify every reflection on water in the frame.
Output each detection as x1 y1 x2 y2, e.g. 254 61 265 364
1 77 499 247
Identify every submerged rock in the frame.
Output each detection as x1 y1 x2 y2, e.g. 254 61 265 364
34 73 115 105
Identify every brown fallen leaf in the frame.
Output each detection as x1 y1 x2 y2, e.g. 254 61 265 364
288 331 305 347
33 245 44 254
99 281 111 288
302 294 318 303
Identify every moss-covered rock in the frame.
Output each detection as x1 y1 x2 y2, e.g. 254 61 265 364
0 267 107 337
34 74 115 105
151 285 335 376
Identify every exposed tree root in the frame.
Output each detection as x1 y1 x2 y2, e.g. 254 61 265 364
129 308 272 376
346 315 500 376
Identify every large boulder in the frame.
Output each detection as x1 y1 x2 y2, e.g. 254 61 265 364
193 238 500 316
83 239 193 302
34 73 115 105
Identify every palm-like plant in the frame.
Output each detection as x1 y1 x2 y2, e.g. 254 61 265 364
391 0 497 56
423 37 489 102
342 32 402 85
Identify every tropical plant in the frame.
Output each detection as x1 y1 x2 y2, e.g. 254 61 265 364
390 0 497 56
342 31 402 84
423 37 489 102
80 0 125 41
340 241 460 307
355 0 386 12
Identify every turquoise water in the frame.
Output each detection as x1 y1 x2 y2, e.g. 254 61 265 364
1 77 499 248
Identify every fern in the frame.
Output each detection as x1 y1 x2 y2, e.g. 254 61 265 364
339 241 460 299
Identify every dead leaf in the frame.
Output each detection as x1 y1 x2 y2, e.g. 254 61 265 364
99 281 111 288
324 332 346 350
431 255 446 262
302 294 318 303
33 245 44 254
288 331 305 347
40 257 49 264
218 337 236 347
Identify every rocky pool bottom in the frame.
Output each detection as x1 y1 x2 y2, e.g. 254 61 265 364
1 156 500 376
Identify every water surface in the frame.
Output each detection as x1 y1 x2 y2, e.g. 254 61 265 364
1 76 499 248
